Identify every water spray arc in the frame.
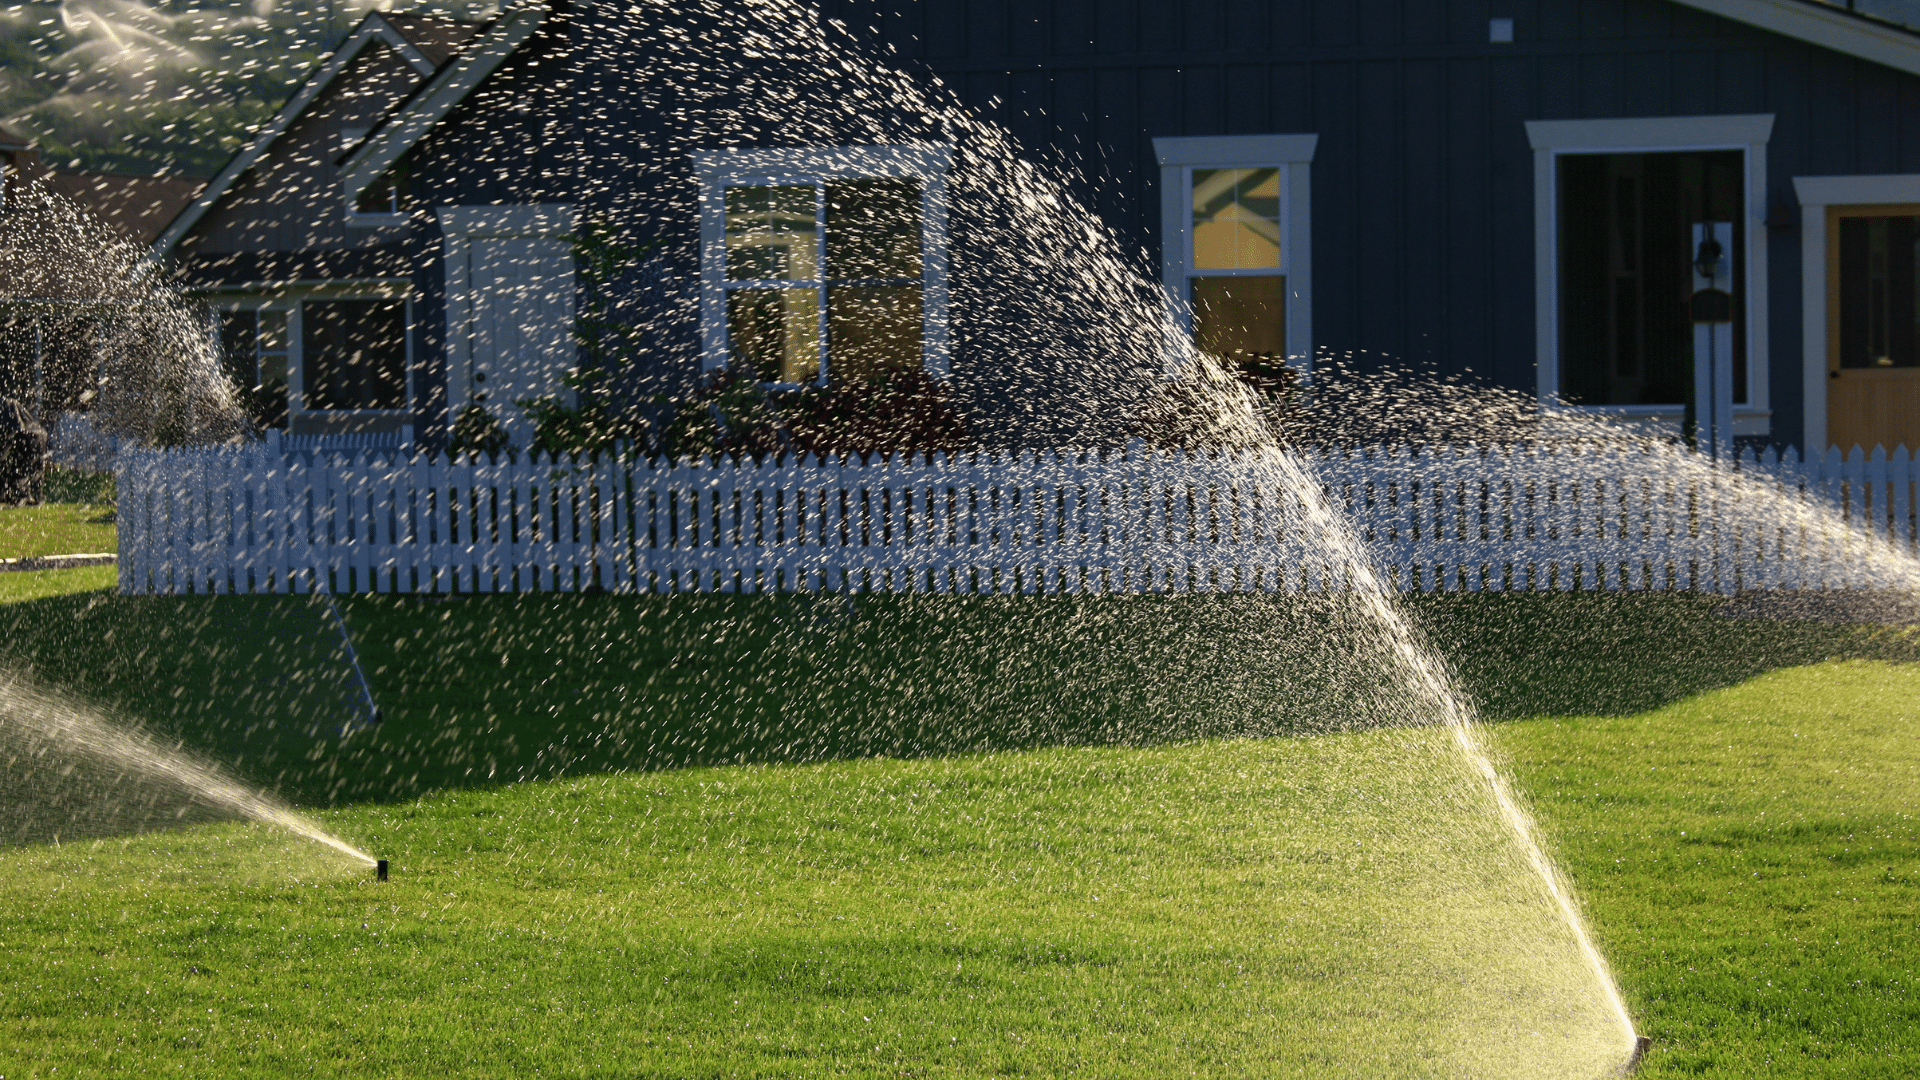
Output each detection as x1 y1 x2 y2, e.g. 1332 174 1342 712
318 592 383 730
0 671 374 867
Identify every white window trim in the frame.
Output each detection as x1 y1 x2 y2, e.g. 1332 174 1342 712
230 286 415 425
690 143 953 382
1525 114 1774 434
339 127 408 228
1153 134 1317 376
1790 173 1920 454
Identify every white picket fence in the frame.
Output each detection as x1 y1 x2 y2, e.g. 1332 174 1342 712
114 439 1920 597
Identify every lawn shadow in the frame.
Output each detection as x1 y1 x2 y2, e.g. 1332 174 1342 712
1 587 1914 818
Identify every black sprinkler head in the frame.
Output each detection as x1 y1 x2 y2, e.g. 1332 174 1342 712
1623 1034 1651 1074
376 859 389 882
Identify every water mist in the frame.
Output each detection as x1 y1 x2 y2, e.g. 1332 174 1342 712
0 671 373 866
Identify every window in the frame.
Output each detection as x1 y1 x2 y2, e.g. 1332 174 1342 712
353 161 410 217
1835 213 1920 370
693 144 951 383
1525 115 1773 438
301 299 407 411
1153 135 1317 382
217 307 290 428
1555 150 1745 407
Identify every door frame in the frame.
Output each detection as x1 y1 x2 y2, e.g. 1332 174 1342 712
1526 115 1774 437
438 204 576 425
1793 175 1920 454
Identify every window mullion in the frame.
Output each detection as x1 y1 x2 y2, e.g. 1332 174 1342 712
815 181 829 384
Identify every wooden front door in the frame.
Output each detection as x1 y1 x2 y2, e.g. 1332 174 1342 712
1829 204 1920 453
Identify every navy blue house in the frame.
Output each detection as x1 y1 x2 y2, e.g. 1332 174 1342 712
153 0 1920 456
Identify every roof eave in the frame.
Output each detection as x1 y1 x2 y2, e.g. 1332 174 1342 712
340 2 549 210
146 12 441 262
1671 0 1920 77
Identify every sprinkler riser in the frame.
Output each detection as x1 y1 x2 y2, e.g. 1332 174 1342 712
376 859 389 882
1623 1034 1651 1074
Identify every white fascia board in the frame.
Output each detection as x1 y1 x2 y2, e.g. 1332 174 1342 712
341 2 547 209
1152 134 1319 166
436 204 576 238
1670 0 1920 78
1525 114 1775 150
1793 173 1920 206
147 14 436 261
691 143 954 181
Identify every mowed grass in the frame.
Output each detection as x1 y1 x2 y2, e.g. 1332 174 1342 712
0 577 1915 1076
0 502 116 559
1496 661 1920 1078
0 730 1631 1078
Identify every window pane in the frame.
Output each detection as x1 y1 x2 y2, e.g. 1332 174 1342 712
1192 275 1286 364
828 284 921 382
726 184 819 281
1556 150 1743 405
1192 167 1281 270
1838 215 1920 369
826 178 922 280
256 310 290 429
217 310 257 391
258 308 288 353
728 286 820 382
302 299 407 411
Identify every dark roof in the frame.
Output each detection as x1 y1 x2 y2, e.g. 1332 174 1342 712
0 123 33 153
43 173 206 247
382 13 488 68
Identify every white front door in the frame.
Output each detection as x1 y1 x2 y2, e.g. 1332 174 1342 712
438 205 576 449
470 235 574 444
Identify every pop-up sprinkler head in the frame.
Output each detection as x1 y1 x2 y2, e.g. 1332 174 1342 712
1622 1034 1651 1074
376 859 389 882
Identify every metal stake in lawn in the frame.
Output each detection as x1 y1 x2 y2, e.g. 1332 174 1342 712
315 592 382 730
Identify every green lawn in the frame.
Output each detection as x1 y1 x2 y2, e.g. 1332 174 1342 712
0 581 1914 1076
0 502 116 560
1496 661 1920 1078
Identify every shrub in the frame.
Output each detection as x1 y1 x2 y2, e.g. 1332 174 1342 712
786 367 967 460
448 403 510 460
661 368 789 463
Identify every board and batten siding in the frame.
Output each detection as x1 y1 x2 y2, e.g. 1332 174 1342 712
821 0 1920 452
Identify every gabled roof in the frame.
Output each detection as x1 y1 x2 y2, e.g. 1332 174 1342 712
44 172 205 247
148 11 476 259
340 1 548 210
1674 0 1920 77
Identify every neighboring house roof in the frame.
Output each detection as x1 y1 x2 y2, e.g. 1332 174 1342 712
382 13 488 67
1673 1 1920 76
340 1 548 208
149 11 482 259
0 123 32 154
43 172 204 248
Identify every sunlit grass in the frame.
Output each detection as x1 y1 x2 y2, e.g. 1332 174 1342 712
0 581 1915 1075
0 564 115 603
1497 660 1920 1077
0 502 116 560
0 731 1625 1078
